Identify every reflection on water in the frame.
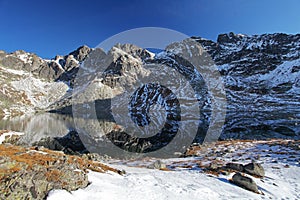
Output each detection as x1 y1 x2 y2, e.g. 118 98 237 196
0 113 74 145
0 110 299 147
222 109 300 140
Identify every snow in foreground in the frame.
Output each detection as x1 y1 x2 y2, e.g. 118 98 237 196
48 140 300 200
48 164 299 200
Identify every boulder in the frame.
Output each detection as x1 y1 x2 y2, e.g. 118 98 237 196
148 160 167 169
225 163 244 172
244 162 265 177
153 160 167 169
231 173 259 193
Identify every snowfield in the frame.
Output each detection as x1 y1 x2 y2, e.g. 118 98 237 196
47 140 300 200
47 163 299 200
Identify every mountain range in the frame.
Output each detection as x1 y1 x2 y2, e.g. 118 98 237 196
0 32 299 143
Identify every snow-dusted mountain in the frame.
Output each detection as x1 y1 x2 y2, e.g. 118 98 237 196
0 32 299 144
193 32 300 111
0 45 93 117
193 33 300 140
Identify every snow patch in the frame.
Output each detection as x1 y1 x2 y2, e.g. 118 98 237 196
111 47 142 64
10 76 69 109
0 66 29 76
251 58 300 86
0 131 24 144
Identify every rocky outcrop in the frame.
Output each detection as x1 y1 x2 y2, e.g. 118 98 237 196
225 163 244 172
148 160 167 169
0 45 92 82
0 144 121 199
223 162 265 178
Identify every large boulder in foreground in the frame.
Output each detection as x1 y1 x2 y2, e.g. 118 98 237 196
231 172 259 193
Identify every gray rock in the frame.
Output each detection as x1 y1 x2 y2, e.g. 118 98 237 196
0 145 88 199
231 172 259 193
244 162 265 177
208 162 220 170
0 50 7 60
148 160 167 169
225 163 244 172
64 55 78 71
81 153 111 162
29 54 44 71
36 61 64 80
0 143 120 199
217 32 243 44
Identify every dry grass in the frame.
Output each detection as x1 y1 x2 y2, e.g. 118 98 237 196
45 169 62 182
0 145 56 170
0 144 122 181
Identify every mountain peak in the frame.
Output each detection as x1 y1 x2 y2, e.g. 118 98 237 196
68 45 91 62
217 32 247 44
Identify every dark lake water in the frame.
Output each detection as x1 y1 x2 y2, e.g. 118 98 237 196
1 110 299 146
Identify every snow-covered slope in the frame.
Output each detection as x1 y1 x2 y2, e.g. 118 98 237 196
0 65 69 117
48 165 300 200
47 139 300 200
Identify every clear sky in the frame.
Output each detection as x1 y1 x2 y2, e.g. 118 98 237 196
0 0 299 58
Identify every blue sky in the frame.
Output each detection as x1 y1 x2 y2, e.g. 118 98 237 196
0 0 299 58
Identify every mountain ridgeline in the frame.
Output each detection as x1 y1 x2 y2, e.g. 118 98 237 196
0 32 299 143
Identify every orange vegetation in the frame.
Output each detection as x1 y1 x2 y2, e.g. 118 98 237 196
0 144 121 181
